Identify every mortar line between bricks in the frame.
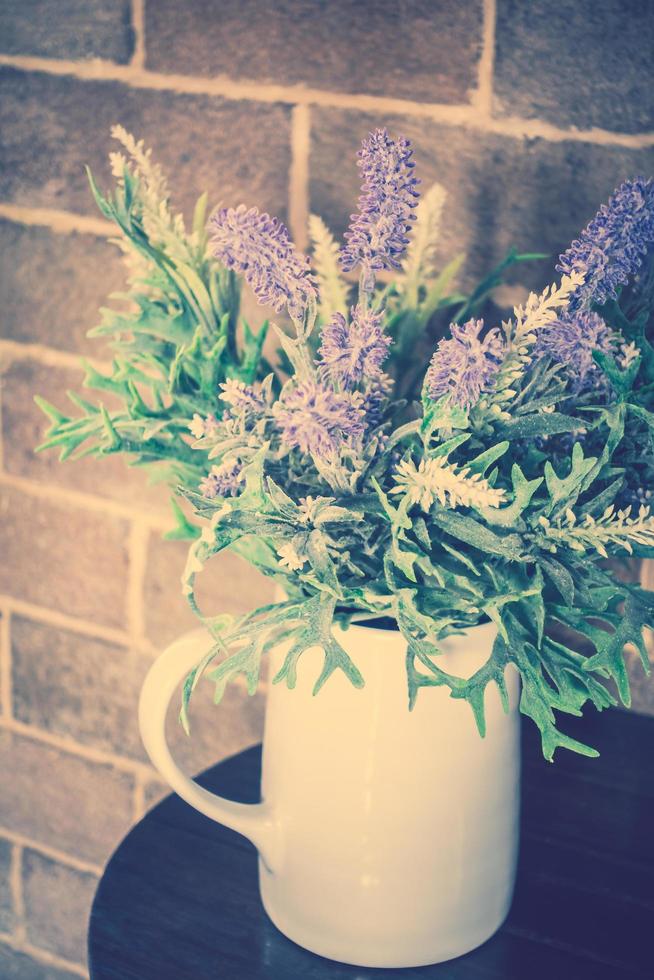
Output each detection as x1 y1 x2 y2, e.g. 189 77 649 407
0 829 103 877
0 591 267 684
0 604 12 719
0 595 134 649
289 105 311 251
0 471 171 530
130 0 146 69
126 520 150 645
473 0 496 117
0 933 88 977
0 337 111 373
9 842 25 943
0 716 156 777
0 202 114 237
1 54 654 148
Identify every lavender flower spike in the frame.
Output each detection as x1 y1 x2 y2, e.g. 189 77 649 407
557 177 654 310
318 305 391 387
340 129 420 292
425 318 505 409
219 379 265 415
210 205 317 323
273 381 365 459
534 310 616 393
199 459 244 498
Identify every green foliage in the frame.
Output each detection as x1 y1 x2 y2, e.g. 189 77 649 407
37 129 654 762
35 128 268 526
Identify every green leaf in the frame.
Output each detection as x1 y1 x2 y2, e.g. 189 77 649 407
466 441 509 476
479 464 542 527
629 403 654 436
34 395 67 426
164 498 201 541
502 607 600 760
208 635 265 702
453 248 545 324
544 442 597 514
539 556 575 605
420 396 469 442
417 252 466 326
499 412 583 441
239 320 269 382
180 642 222 734
594 348 641 395
99 404 121 451
306 529 342 597
580 591 654 705
431 510 526 560
397 592 509 738
272 595 364 693
192 191 208 241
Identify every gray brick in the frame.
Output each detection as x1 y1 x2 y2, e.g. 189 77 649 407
0 0 134 64
0 838 13 932
0 220 124 355
1 357 169 515
494 0 654 134
23 849 97 964
142 533 269 776
11 614 265 774
309 108 654 294
144 0 483 105
11 617 148 761
143 778 170 810
0 943 81 980
165 670 265 777
144 666 267 807
143 672 266 806
0 730 133 864
0 485 129 629
143 534 275 648
0 68 291 221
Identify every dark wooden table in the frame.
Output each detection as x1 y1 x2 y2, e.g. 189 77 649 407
89 709 653 979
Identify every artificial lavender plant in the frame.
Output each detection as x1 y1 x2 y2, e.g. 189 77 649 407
37 127 654 760
178 132 654 760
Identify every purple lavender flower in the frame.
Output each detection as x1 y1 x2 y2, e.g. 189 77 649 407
360 370 393 427
557 177 654 310
199 459 244 498
534 310 616 393
425 319 505 408
340 129 420 292
273 381 365 459
210 205 317 322
318 306 391 387
219 379 265 415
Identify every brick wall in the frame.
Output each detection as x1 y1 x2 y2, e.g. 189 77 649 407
0 1 653 976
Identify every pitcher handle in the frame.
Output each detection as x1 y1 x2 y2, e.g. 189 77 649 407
138 630 278 871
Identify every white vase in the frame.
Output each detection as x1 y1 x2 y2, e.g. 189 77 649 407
139 619 521 968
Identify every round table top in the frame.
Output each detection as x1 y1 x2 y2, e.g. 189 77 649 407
88 711 653 979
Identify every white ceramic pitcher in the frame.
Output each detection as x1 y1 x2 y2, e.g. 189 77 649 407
139 619 521 968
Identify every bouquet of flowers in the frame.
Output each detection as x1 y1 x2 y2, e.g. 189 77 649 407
38 127 654 760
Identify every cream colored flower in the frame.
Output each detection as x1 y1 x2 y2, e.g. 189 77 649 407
391 457 506 512
277 543 307 571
